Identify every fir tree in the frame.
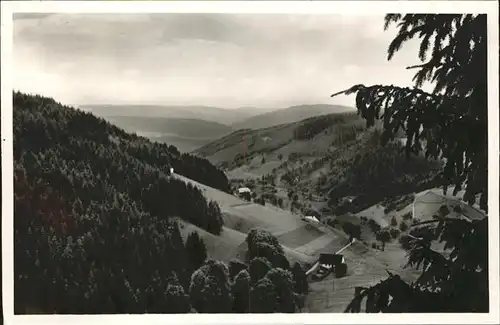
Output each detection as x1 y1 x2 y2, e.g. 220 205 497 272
185 232 208 272
333 14 489 313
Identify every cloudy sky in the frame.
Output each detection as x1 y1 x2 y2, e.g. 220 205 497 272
13 13 422 108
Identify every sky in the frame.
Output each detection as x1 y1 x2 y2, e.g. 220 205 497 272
13 13 423 109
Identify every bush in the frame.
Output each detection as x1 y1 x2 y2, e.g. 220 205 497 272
402 212 412 220
398 234 412 251
439 204 450 217
389 227 400 239
376 230 392 251
342 222 362 240
390 216 398 227
399 221 409 232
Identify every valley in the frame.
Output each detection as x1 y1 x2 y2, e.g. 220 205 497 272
9 11 490 316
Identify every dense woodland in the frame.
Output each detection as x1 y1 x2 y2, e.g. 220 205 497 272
12 92 230 313
327 129 442 214
13 92 309 314
293 113 356 141
9 12 491 315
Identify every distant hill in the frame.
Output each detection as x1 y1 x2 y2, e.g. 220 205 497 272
12 92 440 314
103 116 234 152
231 104 355 130
80 104 253 125
12 92 377 314
196 110 441 222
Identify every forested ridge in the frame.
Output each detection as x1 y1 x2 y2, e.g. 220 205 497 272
13 92 230 313
326 129 442 214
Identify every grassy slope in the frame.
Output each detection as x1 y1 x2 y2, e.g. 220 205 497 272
173 173 349 264
171 171 425 313
192 111 457 312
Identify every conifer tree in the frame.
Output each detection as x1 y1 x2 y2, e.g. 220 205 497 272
185 231 208 272
333 14 489 313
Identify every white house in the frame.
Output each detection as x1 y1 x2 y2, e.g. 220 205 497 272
304 216 320 223
237 187 252 195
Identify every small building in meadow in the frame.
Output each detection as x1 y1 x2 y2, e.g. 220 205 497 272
237 187 252 200
318 253 347 278
304 216 320 223
237 187 251 195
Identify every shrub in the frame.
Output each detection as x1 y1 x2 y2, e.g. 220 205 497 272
390 216 398 227
398 234 412 251
389 227 400 239
399 221 409 232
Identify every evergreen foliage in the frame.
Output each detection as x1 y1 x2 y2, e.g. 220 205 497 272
249 257 273 284
189 260 232 313
13 92 229 313
335 14 489 313
228 259 249 281
164 276 191 313
291 262 309 294
231 269 250 313
186 232 208 272
246 228 288 269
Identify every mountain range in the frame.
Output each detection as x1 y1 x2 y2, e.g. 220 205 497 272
83 103 354 152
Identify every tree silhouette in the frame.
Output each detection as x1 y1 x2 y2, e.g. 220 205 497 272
291 262 308 294
186 232 208 272
376 230 391 251
231 269 250 313
249 257 272 284
189 260 232 313
164 275 191 313
336 14 489 313
249 277 277 313
264 268 297 313
228 259 248 280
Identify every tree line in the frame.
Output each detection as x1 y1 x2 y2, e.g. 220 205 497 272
168 228 309 313
13 92 230 313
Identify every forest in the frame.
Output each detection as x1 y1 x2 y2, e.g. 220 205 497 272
13 92 234 313
327 129 442 214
